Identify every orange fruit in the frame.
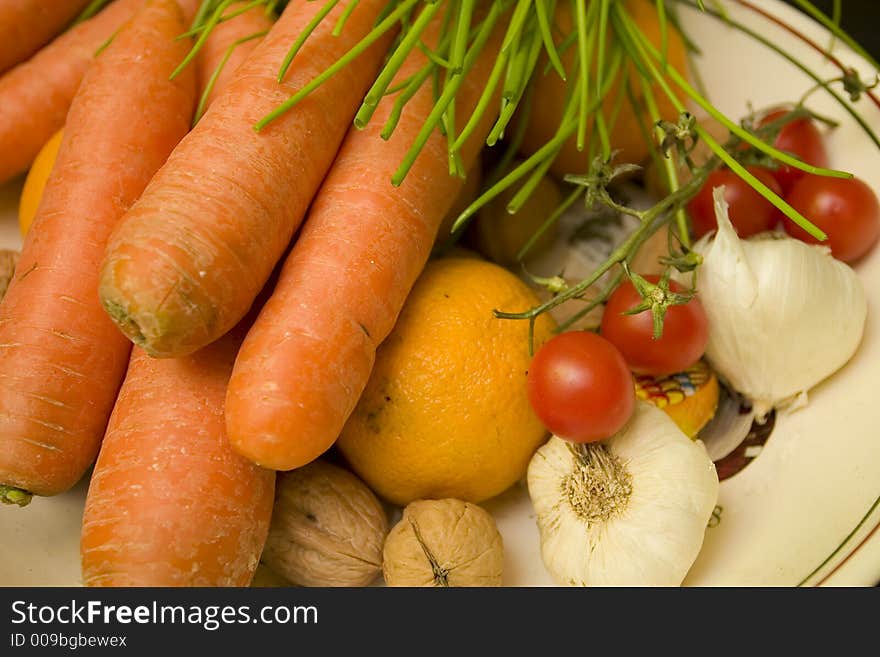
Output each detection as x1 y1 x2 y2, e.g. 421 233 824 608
519 0 688 177
337 258 555 505
18 128 64 237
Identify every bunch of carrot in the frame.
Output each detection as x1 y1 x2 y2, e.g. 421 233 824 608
0 0 508 587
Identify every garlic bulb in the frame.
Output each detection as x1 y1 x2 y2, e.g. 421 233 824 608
528 403 718 586
684 187 867 417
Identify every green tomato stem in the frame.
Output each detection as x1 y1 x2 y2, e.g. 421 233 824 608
638 75 690 247
675 0 880 153
792 0 880 73
622 7 852 181
614 4 828 240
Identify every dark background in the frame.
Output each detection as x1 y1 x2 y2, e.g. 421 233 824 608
783 0 880 57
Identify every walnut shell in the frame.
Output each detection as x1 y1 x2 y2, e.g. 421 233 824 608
262 460 388 587
0 249 19 301
383 499 504 587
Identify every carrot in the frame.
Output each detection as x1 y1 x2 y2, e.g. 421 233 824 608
175 0 202 24
195 1 273 116
224 16 506 471
0 0 92 75
98 0 393 358
0 0 196 503
80 326 275 587
0 0 143 186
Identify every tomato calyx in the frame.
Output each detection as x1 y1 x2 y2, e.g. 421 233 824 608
564 154 643 209
620 265 696 340
660 240 703 273
524 268 569 294
657 111 699 163
839 67 878 103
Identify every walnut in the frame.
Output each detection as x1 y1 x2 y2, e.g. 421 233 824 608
383 499 504 587
261 460 388 587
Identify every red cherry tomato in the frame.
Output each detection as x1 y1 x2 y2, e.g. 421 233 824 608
527 331 635 443
687 166 783 239
600 275 709 377
759 108 829 193
782 174 880 263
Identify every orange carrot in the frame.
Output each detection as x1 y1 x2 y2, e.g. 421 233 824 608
0 0 91 75
0 0 146 185
195 1 273 114
81 326 275 587
0 0 195 502
99 0 393 358
225 18 506 471
176 0 202 23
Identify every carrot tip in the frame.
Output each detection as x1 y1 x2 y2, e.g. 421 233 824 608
0 485 33 507
102 297 147 348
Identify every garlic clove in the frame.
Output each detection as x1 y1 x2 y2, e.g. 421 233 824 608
707 189 759 309
680 187 867 417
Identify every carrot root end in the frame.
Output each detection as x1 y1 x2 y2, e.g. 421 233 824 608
0 485 33 507
102 297 147 348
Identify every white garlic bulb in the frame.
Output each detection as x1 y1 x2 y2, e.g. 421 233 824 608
528 403 719 586
685 187 867 417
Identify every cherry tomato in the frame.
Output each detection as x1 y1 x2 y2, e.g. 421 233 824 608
687 166 783 239
759 107 829 193
527 331 635 443
600 275 709 377
782 174 880 263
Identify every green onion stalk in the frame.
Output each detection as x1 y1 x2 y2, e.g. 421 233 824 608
181 0 879 336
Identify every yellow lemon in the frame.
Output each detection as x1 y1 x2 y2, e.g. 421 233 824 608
18 129 64 237
337 258 555 505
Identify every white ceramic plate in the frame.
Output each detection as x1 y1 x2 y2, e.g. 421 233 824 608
1 0 879 587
